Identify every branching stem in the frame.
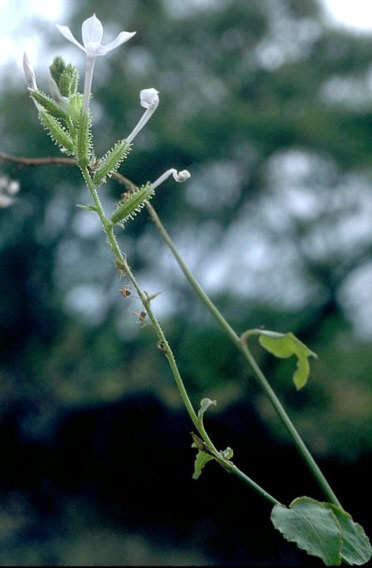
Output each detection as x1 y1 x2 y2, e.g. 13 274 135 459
0 152 341 507
0 151 339 507
80 163 280 508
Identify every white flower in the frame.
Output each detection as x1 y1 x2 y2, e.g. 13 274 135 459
0 194 14 208
7 181 20 195
56 14 136 57
126 88 160 144
56 14 136 112
152 169 191 190
0 177 21 208
23 52 37 90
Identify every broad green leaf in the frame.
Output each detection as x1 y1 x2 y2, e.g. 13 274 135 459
198 398 217 421
271 497 342 566
258 331 317 389
325 504 372 566
192 450 214 480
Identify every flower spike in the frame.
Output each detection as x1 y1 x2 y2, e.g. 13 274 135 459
126 88 160 144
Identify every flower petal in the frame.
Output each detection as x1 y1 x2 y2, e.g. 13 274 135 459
100 31 136 54
82 14 103 48
56 24 85 52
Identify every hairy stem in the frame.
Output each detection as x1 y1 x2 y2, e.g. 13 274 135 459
0 152 340 506
80 165 280 507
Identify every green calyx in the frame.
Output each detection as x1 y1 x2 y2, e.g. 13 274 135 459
59 64 79 97
111 183 155 225
38 110 74 155
31 90 69 122
76 110 92 168
93 140 131 186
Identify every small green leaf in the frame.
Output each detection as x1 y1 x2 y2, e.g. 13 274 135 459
325 504 372 566
190 432 205 452
198 398 217 421
258 331 317 389
76 204 98 212
192 450 214 480
271 497 342 566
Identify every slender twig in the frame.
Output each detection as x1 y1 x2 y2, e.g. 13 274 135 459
0 151 338 506
0 152 76 167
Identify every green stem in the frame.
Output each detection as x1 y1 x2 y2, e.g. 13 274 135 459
81 166 280 508
145 201 342 508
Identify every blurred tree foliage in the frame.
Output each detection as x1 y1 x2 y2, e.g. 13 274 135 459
1 0 372 474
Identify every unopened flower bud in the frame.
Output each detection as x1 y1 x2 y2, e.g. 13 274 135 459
140 88 159 110
23 52 37 90
172 170 191 183
126 87 160 144
152 168 191 190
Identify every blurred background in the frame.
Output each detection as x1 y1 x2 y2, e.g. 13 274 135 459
1 0 372 565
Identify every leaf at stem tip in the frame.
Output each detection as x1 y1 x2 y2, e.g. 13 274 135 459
271 496 372 566
258 331 317 389
192 450 214 480
198 398 217 421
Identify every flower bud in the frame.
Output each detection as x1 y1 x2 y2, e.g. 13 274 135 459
23 52 37 90
172 170 191 183
151 168 191 190
140 88 159 110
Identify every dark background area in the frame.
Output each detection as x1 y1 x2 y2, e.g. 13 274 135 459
1 0 372 565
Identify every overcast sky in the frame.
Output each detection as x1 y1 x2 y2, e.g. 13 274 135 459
1 0 372 69
323 0 372 31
